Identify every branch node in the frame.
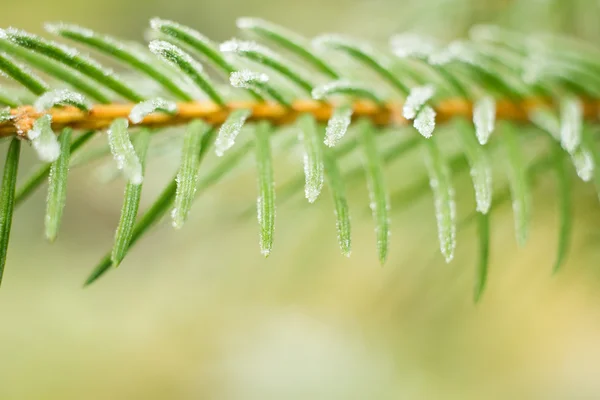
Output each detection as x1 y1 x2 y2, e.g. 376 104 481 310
11 106 43 139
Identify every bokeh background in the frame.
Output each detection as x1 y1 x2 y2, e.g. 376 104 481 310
2 0 600 398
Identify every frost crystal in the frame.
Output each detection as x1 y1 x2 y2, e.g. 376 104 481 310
46 22 161 67
229 70 272 98
0 108 12 122
107 119 143 185
149 40 216 101
311 80 381 103
34 89 91 112
403 85 435 120
529 108 560 140
171 121 207 229
473 96 496 145
256 196 266 252
559 97 583 154
148 39 212 97
571 148 594 182
413 106 436 138
521 40 552 84
230 70 269 89
2 28 105 71
471 161 493 214
149 40 197 67
434 187 456 263
312 34 374 56
297 116 324 203
303 151 324 203
424 147 456 263
150 18 214 47
129 98 177 124
220 39 273 57
428 41 477 66
428 50 454 66
522 55 549 84
215 108 252 157
390 33 438 59
311 80 348 100
236 17 304 45
28 115 61 162
44 22 93 37
324 104 353 147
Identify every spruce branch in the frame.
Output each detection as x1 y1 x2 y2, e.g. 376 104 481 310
2 98 599 138
0 17 599 299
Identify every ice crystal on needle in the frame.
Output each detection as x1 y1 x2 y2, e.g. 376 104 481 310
34 89 90 112
129 98 177 124
107 119 143 185
473 96 496 145
413 106 436 138
27 114 60 162
403 85 435 120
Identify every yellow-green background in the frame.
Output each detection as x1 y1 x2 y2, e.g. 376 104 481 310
2 0 600 398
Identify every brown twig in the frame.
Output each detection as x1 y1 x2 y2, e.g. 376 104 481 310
1 98 599 138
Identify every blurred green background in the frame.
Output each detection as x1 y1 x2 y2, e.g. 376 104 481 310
2 0 600 398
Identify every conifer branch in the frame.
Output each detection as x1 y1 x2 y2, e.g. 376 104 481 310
2 98 599 138
1 17 599 297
